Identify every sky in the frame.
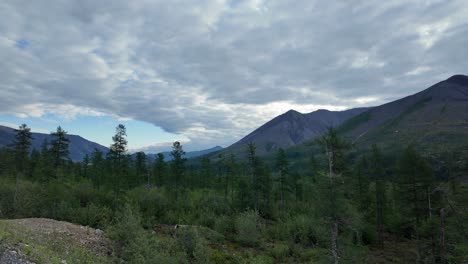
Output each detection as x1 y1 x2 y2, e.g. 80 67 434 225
0 0 467 153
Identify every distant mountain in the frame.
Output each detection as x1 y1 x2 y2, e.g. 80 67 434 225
145 146 223 161
0 125 108 161
221 107 369 156
337 74 468 153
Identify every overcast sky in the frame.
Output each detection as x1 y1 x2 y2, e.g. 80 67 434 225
1 0 467 152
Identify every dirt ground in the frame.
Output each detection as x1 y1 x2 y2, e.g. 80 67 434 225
0 218 112 263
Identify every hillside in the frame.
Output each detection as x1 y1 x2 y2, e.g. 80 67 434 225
145 146 223 161
0 125 108 161
337 74 468 153
220 107 369 157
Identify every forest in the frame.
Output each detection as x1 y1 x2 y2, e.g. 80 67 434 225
0 123 467 263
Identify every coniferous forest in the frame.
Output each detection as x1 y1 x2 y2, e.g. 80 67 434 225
0 123 466 263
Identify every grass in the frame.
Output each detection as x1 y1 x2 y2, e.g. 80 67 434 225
0 220 112 264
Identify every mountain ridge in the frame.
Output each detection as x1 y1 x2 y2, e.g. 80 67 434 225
0 125 108 161
220 107 370 156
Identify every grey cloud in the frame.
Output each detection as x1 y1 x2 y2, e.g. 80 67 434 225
0 0 467 149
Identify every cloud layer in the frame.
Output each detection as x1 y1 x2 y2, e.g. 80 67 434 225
1 0 467 149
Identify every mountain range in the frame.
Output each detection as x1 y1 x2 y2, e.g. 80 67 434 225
224 107 369 156
214 74 468 158
0 125 108 161
1 75 466 162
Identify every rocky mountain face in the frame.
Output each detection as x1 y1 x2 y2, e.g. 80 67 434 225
337 75 468 152
0 125 108 161
223 107 369 156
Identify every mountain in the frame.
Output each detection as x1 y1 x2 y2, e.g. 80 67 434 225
0 125 108 161
337 74 468 153
145 146 223 161
221 107 369 156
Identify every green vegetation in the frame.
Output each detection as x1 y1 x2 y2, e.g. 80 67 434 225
0 124 467 263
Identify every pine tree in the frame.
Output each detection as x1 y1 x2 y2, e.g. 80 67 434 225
352 155 371 212
225 154 238 202
50 126 70 170
200 156 213 188
13 124 33 173
397 145 434 262
275 148 289 209
170 141 186 189
109 124 128 208
135 152 148 186
82 154 90 179
12 124 33 213
246 142 260 211
153 153 166 187
90 149 104 189
370 144 385 248
316 127 351 264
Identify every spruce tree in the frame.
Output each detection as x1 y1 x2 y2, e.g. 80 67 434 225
275 148 289 209
246 142 260 211
109 124 128 208
170 141 186 189
90 149 104 189
153 153 166 187
316 127 351 264
50 126 70 169
12 124 33 213
13 124 33 174
135 151 148 186
370 144 386 248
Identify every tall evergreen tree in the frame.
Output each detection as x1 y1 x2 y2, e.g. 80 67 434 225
50 126 70 169
275 148 289 209
352 155 371 212
200 156 213 188
135 152 148 186
109 124 128 208
316 127 351 264
246 142 260 211
153 153 166 187
170 141 186 188
370 144 386 248
12 124 33 213
90 149 104 188
397 145 434 262
225 154 238 202
13 124 33 174
82 154 90 179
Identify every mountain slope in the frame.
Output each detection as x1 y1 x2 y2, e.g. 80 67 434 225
222 107 369 156
0 125 108 161
143 146 223 161
337 74 468 152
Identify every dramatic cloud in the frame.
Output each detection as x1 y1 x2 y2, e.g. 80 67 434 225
1 0 467 149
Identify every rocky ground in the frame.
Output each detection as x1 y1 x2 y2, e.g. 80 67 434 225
0 218 112 263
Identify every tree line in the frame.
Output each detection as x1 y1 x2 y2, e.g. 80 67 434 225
0 123 466 263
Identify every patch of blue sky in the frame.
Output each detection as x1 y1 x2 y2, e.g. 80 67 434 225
0 113 184 150
15 39 29 50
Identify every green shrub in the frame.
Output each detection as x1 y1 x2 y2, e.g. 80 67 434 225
175 228 211 263
235 210 261 247
214 215 235 237
268 243 289 261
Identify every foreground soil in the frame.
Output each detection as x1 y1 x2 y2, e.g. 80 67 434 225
0 218 112 263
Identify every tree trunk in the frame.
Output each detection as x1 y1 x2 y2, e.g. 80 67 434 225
439 208 446 264
331 220 339 264
14 172 20 215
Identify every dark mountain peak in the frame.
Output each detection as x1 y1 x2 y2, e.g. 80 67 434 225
424 74 468 100
445 74 468 86
314 109 330 113
282 109 302 117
